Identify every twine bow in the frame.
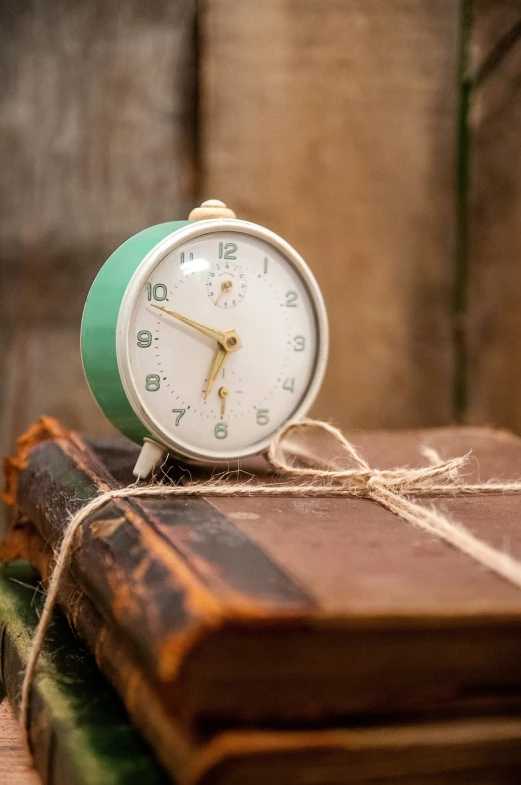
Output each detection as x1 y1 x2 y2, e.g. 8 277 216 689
269 419 521 590
268 418 470 494
19 418 521 755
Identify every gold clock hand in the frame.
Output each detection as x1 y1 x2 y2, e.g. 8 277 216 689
151 305 225 343
152 304 242 352
215 279 233 304
204 345 228 399
218 386 229 415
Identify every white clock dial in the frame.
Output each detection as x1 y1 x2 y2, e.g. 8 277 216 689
119 223 327 461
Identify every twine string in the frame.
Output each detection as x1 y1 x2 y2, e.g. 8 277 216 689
19 418 521 753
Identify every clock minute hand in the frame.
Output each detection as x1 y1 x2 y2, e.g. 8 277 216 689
151 305 242 353
151 305 226 344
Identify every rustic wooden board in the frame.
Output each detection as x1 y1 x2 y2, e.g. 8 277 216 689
0 702 39 785
467 1 521 430
200 0 460 431
0 0 197 533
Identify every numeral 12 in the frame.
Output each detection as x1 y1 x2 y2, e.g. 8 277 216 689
219 242 237 260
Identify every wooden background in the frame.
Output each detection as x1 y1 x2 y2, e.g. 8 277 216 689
1 0 521 491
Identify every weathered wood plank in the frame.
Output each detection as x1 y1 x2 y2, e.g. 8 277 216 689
0 702 39 785
0 0 196 534
467 1 521 430
0 0 196 259
201 0 459 430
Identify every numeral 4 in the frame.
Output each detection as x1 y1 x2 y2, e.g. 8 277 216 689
283 378 295 393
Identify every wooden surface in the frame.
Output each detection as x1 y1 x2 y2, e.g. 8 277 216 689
201 0 460 431
0 0 197 534
0 702 39 785
3 1 521 486
467 1 521 430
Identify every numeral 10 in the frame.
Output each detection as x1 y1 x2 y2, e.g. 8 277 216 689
146 282 167 301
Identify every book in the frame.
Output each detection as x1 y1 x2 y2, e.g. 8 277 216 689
5 417 521 730
3 541 521 785
0 561 169 785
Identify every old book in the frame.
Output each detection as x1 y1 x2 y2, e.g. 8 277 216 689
0 561 169 785
5 417 521 730
3 536 521 785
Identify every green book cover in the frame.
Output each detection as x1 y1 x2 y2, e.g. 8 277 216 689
0 561 170 785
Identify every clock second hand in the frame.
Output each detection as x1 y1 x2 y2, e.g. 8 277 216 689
218 386 229 416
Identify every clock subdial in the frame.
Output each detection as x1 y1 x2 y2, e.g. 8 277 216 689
206 262 247 309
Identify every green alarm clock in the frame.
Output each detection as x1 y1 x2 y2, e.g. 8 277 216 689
81 200 329 478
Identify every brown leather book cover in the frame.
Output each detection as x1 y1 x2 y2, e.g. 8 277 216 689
3 540 521 785
4 417 521 729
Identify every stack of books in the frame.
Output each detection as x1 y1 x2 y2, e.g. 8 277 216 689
2 417 521 784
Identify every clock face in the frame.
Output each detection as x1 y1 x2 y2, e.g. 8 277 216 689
119 222 327 461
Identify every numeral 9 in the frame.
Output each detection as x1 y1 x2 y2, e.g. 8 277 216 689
137 330 152 348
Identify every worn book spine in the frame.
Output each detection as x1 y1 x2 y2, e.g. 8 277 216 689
0 520 198 782
2 418 314 724
0 562 169 785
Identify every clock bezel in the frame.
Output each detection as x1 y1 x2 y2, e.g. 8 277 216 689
116 218 328 463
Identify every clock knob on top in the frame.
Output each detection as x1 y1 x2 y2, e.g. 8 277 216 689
188 199 237 220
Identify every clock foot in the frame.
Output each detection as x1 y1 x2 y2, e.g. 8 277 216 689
133 438 167 480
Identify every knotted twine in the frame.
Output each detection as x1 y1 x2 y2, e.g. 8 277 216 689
19 418 521 753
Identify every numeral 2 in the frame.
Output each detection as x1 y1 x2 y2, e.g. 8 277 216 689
285 290 298 307
219 242 237 260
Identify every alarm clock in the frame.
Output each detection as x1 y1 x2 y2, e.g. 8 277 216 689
81 200 328 478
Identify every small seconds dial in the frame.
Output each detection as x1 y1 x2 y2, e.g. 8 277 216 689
125 228 321 460
205 261 247 308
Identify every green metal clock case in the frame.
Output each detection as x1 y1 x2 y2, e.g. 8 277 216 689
81 221 190 443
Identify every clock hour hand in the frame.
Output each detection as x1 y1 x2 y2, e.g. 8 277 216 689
204 345 228 399
151 305 242 352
